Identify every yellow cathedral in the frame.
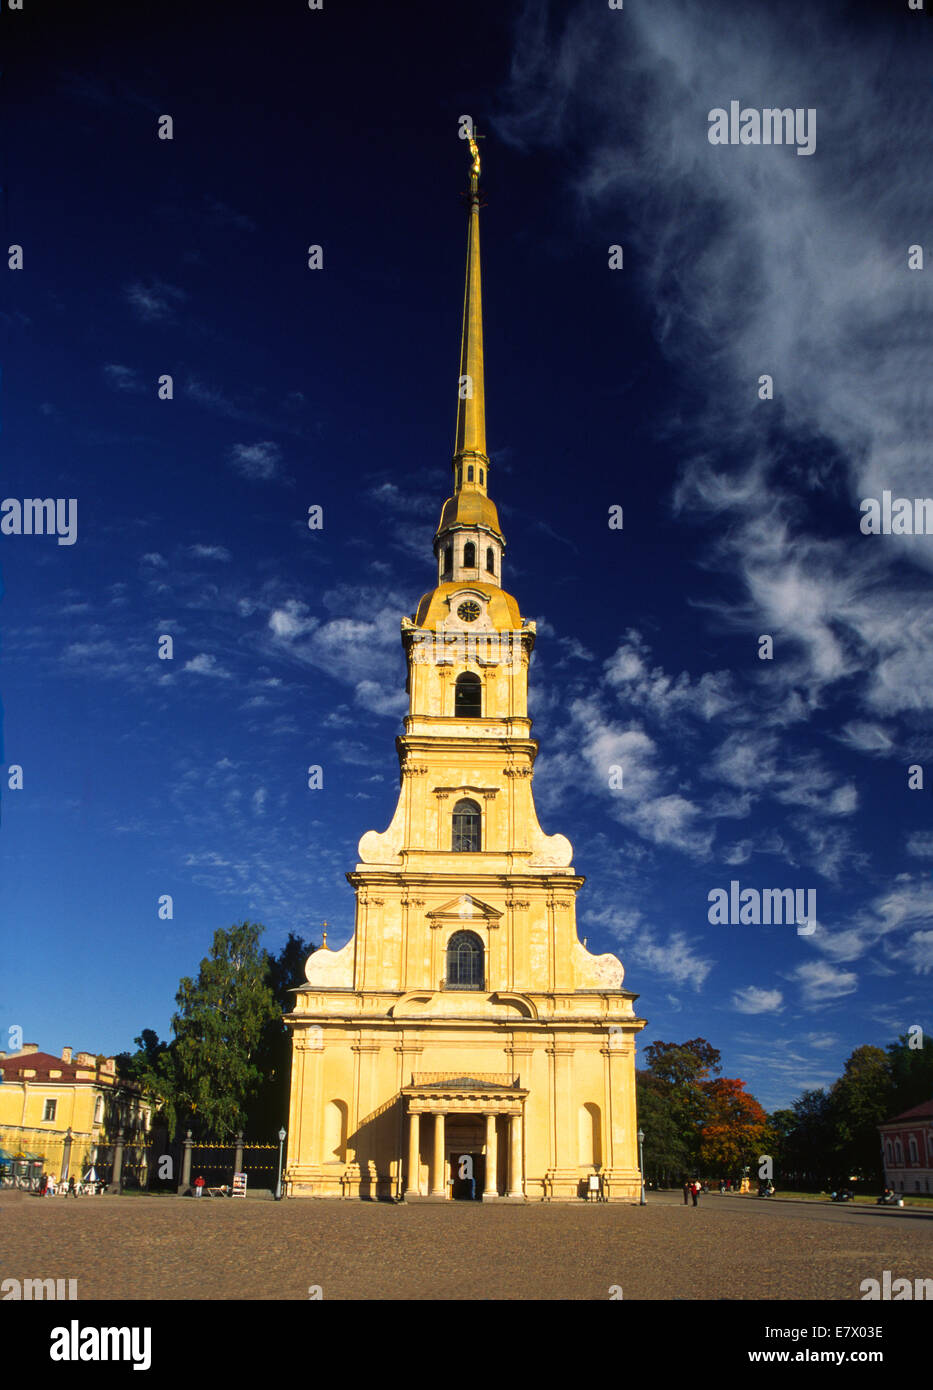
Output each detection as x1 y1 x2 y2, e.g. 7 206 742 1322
283 138 646 1202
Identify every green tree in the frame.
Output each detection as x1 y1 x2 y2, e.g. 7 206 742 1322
115 1028 170 1085
886 1032 933 1117
779 1088 838 1187
170 921 279 1140
765 1107 799 1182
828 1044 893 1184
635 1071 690 1183
115 1029 180 1141
246 931 316 1137
643 1038 721 1167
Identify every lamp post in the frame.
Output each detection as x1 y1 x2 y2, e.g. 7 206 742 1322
275 1127 287 1201
637 1129 646 1206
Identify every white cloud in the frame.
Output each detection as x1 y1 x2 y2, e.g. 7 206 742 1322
183 653 231 678
266 587 408 701
103 363 143 392
367 480 436 518
805 875 933 965
709 731 777 791
564 696 714 856
190 544 231 562
640 794 712 857
499 0 933 724
732 986 783 1015
605 632 736 722
791 960 858 1004
354 679 409 718
125 279 185 322
897 931 933 976
837 721 895 757
268 601 317 640
803 1033 837 1050
636 930 714 990
230 441 281 480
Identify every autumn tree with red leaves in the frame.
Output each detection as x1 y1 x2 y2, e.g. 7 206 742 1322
699 1077 769 1173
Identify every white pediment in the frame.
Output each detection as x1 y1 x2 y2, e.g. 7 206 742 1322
427 894 502 923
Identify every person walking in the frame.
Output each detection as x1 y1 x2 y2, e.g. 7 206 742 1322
67 1175 78 1198
682 1179 690 1205
691 1179 700 1207
194 1174 205 1198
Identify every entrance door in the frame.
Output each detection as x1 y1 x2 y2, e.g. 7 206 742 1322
450 1152 485 1200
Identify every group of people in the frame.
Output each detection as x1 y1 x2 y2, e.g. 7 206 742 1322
37 1174 101 1197
682 1178 752 1203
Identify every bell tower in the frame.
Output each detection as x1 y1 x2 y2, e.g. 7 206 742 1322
284 132 646 1204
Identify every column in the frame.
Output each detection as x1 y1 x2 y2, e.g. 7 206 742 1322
431 1112 446 1197
508 1113 524 1198
233 1130 244 1182
61 1128 73 1182
483 1112 498 1198
405 1111 421 1198
108 1127 125 1194
177 1130 193 1195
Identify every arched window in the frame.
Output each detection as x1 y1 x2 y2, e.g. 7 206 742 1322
467 465 474 482
452 798 481 852
479 469 484 485
885 1140 893 1165
455 672 482 717
485 547 495 574
895 1139 904 1165
446 930 484 990
909 1136 919 1164
443 545 453 575
463 541 476 568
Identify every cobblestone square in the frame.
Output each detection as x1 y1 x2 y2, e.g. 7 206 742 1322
4 1191 932 1301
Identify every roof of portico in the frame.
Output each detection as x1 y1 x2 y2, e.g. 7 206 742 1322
402 1072 529 1105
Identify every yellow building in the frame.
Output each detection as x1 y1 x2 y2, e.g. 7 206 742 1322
284 141 646 1202
0 1044 151 1185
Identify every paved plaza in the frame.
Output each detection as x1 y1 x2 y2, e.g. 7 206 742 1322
3 1189 931 1300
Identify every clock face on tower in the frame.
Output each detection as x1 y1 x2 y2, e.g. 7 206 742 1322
457 600 481 623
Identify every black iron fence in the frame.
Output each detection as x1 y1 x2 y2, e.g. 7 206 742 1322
184 1142 279 1191
0 1129 286 1194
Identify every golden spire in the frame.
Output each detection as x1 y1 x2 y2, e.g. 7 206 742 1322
432 129 505 582
453 128 487 480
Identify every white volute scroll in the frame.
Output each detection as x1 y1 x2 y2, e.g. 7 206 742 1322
304 937 354 987
572 938 625 989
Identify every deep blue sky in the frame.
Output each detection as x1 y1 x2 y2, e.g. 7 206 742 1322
2 0 931 1111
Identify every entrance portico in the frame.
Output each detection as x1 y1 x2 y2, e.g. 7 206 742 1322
402 1074 528 1202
